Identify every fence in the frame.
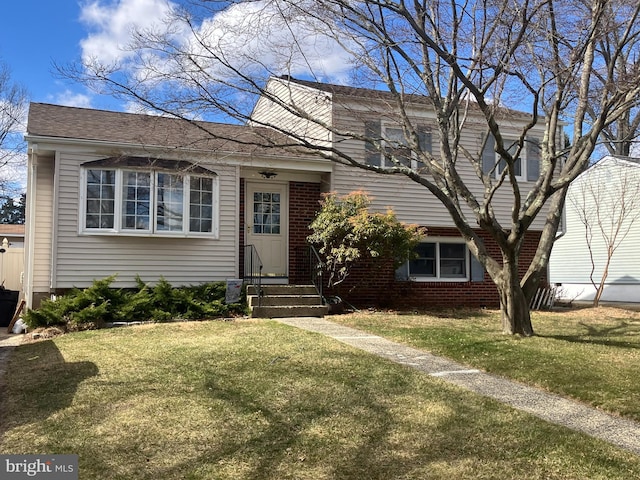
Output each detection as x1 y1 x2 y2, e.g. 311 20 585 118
529 286 557 310
0 238 24 291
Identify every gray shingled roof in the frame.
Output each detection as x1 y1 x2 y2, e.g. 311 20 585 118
281 76 532 119
27 103 311 156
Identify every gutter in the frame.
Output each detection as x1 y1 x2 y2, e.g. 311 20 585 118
24 134 334 173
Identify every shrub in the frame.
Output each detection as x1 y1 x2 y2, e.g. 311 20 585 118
308 191 425 287
23 276 246 330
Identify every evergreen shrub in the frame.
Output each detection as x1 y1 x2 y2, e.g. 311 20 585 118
23 275 245 330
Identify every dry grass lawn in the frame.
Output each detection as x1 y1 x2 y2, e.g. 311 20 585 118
0 316 639 479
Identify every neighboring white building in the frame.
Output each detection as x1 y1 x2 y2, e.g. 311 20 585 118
550 156 640 303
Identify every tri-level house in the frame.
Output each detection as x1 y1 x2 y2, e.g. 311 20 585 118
24 77 548 314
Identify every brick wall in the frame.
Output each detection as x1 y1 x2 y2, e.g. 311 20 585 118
325 227 545 309
239 180 545 309
289 181 322 283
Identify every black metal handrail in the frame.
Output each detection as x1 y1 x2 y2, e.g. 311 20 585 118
244 244 263 307
308 244 324 303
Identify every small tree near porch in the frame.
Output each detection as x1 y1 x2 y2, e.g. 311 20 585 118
308 191 423 291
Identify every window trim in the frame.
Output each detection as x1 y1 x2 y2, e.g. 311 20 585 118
482 135 541 182
79 167 219 239
408 237 470 282
496 139 525 181
365 121 432 169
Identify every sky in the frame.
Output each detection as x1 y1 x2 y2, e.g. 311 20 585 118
0 0 184 111
0 0 353 195
1 2 94 109
0 0 353 113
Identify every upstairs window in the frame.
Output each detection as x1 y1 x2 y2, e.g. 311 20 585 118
481 134 541 182
365 121 432 168
82 165 218 237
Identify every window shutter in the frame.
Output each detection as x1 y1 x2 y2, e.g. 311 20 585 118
417 126 432 153
395 261 410 281
470 252 485 282
526 137 541 181
365 121 382 166
481 133 496 174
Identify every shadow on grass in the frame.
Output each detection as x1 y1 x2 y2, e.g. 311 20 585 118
4 324 638 479
0 339 98 436
538 320 640 350
397 307 493 320
134 350 563 480
198 354 402 479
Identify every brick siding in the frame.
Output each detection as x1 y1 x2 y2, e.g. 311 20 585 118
289 181 323 283
324 227 545 309
239 180 545 309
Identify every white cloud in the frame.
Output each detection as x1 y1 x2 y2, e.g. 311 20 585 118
80 0 176 65
188 1 355 80
79 0 357 84
52 90 94 108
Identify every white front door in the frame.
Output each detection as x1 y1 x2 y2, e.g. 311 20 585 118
245 182 288 277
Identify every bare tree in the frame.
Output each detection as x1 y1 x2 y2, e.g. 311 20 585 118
597 109 640 156
61 0 640 335
568 158 640 306
587 0 640 156
0 62 28 198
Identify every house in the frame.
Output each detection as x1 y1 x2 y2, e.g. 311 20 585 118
24 77 549 311
0 224 25 292
550 156 640 304
24 102 331 310
0 224 25 248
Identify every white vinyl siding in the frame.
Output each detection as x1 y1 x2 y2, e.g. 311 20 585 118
550 157 640 302
53 151 237 289
252 78 333 148
327 103 547 230
32 158 55 292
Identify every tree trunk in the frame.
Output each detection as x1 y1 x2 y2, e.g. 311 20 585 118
497 256 534 336
593 260 610 307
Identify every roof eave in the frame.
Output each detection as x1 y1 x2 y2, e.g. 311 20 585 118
24 134 333 172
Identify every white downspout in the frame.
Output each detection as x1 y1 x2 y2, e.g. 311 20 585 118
24 144 38 308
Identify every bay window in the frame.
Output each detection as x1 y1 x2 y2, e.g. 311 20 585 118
82 166 218 237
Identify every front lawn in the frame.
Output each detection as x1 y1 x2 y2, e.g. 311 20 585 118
331 306 640 421
1 320 640 479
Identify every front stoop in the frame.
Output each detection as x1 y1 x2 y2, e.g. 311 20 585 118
247 285 328 318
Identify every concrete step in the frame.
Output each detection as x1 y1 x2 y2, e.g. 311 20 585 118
247 294 323 308
246 284 326 318
247 284 318 296
251 304 329 318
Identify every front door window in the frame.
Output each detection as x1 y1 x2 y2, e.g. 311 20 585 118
253 192 281 234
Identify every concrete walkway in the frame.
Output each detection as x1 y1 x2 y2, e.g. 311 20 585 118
277 317 640 456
